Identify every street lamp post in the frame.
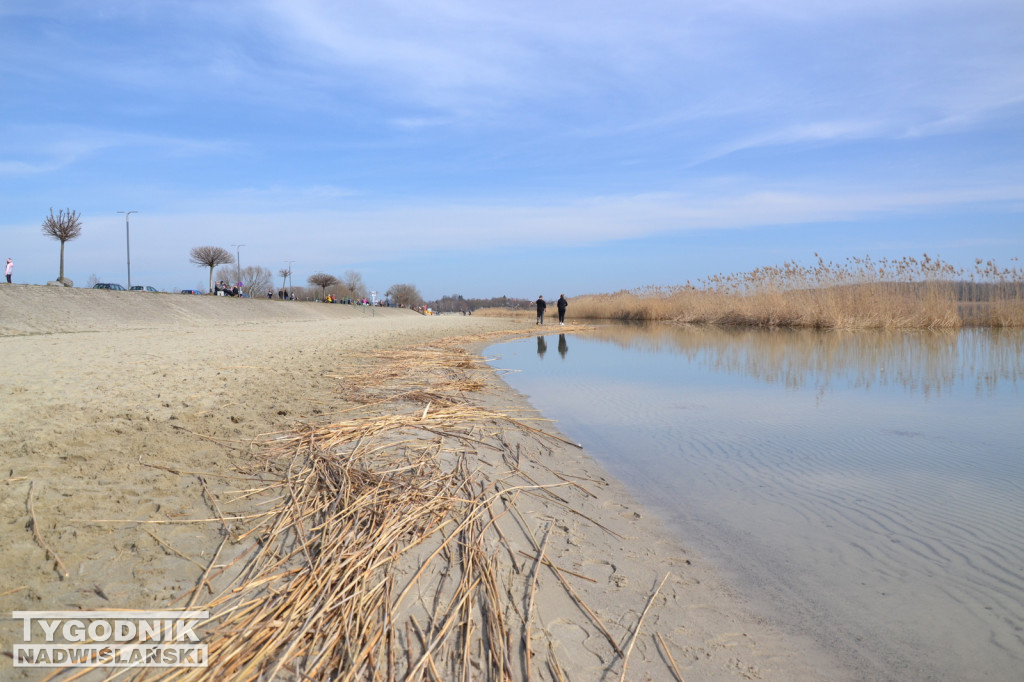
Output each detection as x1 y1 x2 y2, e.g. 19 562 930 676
232 244 245 295
117 210 137 289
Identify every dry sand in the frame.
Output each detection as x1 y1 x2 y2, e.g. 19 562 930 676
0 285 835 680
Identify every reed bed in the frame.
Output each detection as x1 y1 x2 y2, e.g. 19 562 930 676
61 330 655 681
480 255 1024 329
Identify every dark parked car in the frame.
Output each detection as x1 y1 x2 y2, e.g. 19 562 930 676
130 285 159 292
93 283 126 290
180 289 202 295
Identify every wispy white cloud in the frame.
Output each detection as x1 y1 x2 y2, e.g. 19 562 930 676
251 0 1024 141
0 160 62 174
695 119 892 164
387 116 455 131
0 125 233 176
9 1 1022 143
150 181 1024 263
187 184 362 212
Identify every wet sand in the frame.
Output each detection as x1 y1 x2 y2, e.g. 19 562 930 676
0 285 833 680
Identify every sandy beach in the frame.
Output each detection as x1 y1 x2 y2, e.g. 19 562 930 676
0 285 832 681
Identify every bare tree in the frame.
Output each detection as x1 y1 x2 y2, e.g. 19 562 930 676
278 267 291 294
308 272 339 299
387 283 424 308
245 265 274 298
218 264 273 298
342 270 367 299
189 246 234 294
41 208 83 284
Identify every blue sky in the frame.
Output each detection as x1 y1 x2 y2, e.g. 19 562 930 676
2 1 1022 299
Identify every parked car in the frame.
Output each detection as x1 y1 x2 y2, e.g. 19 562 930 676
93 283 127 290
180 289 203 295
130 285 159 292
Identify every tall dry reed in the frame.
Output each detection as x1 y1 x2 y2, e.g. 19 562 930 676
562 255 1024 329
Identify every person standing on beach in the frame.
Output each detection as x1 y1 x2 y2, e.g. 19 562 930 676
556 294 568 325
5 258 12 283
535 295 546 325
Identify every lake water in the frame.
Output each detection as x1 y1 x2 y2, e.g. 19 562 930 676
485 325 1024 681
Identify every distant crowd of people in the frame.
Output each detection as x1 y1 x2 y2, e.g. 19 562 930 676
319 296 399 306
212 284 404 305
214 281 242 297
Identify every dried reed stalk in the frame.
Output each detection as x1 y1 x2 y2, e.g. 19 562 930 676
619 573 670 682
655 631 685 682
63 332 670 681
27 481 69 580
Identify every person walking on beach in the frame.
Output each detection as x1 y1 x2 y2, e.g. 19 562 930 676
556 294 568 325
5 258 12 283
535 295 546 325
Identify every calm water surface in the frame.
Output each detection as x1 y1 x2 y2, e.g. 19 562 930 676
486 325 1024 681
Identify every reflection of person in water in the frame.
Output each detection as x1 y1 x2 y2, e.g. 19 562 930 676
536 335 548 358
558 334 568 359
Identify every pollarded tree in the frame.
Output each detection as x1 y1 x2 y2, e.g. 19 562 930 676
41 207 83 285
308 272 339 300
189 246 234 294
387 283 424 308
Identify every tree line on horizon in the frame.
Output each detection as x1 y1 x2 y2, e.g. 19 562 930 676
187 245 424 307
25 209 1023 329
425 294 533 314
25 211 475 308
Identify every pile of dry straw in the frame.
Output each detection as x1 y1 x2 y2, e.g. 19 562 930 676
53 330 676 682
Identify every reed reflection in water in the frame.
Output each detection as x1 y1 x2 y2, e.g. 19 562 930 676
489 325 1024 682
586 323 1024 396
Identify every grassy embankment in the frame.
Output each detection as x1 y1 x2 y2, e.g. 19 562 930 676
479 255 1024 329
